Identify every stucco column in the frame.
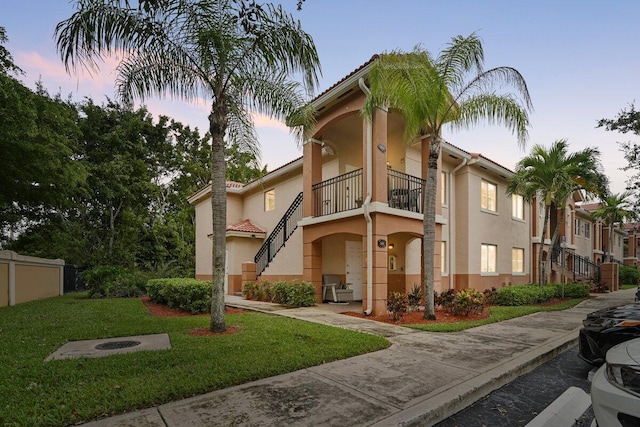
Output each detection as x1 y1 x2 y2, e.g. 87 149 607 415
600 262 619 292
241 262 257 290
363 233 389 315
303 140 322 218
303 241 323 302
367 108 388 203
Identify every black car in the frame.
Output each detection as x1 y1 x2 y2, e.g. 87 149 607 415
578 303 640 365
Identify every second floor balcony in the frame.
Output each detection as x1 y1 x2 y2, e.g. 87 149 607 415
311 168 425 217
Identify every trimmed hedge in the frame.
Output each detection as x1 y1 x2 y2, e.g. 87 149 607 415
242 280 316 307
620 265 640 286
146 278 212 314
493 283 589 306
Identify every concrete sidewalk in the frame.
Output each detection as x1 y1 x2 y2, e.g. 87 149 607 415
81 289 637 427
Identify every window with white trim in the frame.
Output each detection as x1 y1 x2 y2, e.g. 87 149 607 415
512 194 524 220
481 244 497 273
584 223 591 239
481 181 497 212
264 189 275 211
575 218 581 236
512 248 524 273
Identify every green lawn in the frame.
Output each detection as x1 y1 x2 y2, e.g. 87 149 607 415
0 294 389 427
620 283 638 290
406 298 585 332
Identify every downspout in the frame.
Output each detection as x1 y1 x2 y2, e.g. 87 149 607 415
359 77 374 315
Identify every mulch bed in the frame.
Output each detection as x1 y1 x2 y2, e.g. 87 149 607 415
140 297 244 336
343 308 489 325
343 298 572 325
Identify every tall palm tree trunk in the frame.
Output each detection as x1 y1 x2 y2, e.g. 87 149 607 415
538 204 551 285
422 138 440 320
608 225 615 262
209 102 228 333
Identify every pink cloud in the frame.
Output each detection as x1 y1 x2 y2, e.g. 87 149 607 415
251 112 290 132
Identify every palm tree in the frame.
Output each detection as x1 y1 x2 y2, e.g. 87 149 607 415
56 0 320 332
592 192 636 262
362 34 532 319
507 140 606 285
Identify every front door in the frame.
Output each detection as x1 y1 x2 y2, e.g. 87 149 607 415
346 241 363 300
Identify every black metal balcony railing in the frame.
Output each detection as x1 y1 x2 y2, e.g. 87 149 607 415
551 244 601 284
312 169 363 217
388 169 425 214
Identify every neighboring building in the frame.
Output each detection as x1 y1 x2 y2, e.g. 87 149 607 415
189 57 533 315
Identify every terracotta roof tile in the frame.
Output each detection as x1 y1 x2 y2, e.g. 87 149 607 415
579 202 601 212
226 219 265 234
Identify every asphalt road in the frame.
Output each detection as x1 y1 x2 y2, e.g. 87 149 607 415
434 345 596 427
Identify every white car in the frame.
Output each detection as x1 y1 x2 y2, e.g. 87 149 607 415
591 338 640 426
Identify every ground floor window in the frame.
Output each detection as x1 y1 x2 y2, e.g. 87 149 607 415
481 244 497 273
512 247 524 273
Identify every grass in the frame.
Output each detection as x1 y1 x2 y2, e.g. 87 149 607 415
620 283 638 290
405 298 585 332
0 294 389 427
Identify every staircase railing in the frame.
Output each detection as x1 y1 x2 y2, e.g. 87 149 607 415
254 192 303 277
551 244 601 284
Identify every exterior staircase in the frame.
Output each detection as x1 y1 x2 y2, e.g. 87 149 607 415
254 192 303 277
551 244 601 285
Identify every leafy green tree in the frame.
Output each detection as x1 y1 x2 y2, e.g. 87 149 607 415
598 104 640 209
362 33 532 319
225 141 267 183
56 0 320 331
592 192 635 262
0 27 23 76
507 140 605 284
0 76 86 243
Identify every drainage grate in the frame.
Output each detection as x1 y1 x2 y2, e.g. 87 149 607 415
95 340 141 350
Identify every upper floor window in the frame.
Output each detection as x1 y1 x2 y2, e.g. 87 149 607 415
481 180 497 212
512 194 524 220
264 189 275 211
584 223 591 239
575 219 581 236
481 243 497 273
512 248 524 273
441 171 447 206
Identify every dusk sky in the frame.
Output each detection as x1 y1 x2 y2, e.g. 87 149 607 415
4 0 640 194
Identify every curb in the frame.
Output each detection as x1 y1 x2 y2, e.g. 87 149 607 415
372 328 581 427
524 386 591 427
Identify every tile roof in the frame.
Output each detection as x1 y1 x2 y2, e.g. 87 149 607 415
579 202 601 212
226 219 265 234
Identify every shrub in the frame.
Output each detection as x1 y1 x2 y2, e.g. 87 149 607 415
436 289 456 311
451 288 486 316
493 284 558 306
483 287 497 306
146 278 212 314
270 281 289 304
245 280 316 307
408 284 422 312
284 281 316 307
549 282 590 298
387 292 409 322
620 265 640 286
81 266 148 298
242 281 260 300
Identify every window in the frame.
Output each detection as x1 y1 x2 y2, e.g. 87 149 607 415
512 248 524 273
584 223 591 239
512 194 524 220
264 189 275 211
441 172 447 206
481 244 497 273
575 219 581 236
481 181 497 212
441 241 447 274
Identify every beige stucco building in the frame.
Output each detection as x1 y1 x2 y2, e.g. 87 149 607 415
189 57 538 315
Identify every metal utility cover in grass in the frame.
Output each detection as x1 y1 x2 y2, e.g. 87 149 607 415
45 333 171 361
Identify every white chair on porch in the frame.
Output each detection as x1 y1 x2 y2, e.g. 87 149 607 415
322 274 340 302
